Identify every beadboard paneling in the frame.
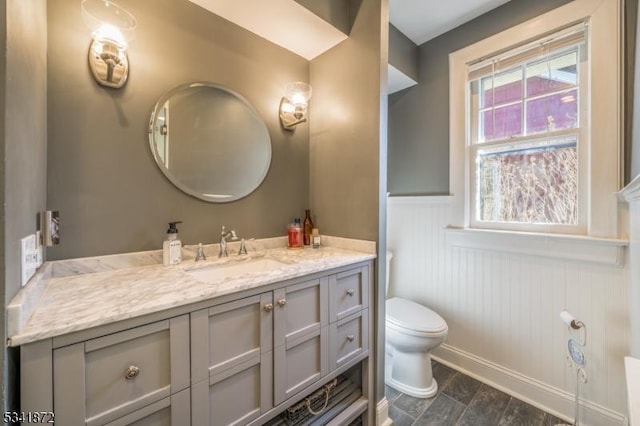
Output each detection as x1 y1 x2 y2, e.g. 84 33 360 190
387 196 629 425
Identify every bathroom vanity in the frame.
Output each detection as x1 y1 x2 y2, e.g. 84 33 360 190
10 239 375 425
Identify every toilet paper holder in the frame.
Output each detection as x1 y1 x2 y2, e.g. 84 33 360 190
560 310 584 330
560 310 586 347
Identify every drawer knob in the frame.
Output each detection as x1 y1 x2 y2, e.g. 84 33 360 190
346 289 355 296
264 303 274 312
277 299 287 307
346 335 355 342
124 365 140 380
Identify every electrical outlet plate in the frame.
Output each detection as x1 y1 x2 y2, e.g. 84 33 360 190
35 230 43 268
21 234 39 287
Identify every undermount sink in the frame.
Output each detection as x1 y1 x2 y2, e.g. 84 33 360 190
186 258 286 283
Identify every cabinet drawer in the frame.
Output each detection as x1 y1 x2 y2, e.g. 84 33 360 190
330 309 369 370
329 267 369 322
53 316 190 426
105 388 190 426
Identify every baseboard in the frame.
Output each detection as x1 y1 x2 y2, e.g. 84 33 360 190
433 344 627 426
376 397 393 426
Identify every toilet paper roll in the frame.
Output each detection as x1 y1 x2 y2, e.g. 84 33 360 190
559 310 575 327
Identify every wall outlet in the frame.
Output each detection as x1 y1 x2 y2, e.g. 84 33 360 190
21 234 39 287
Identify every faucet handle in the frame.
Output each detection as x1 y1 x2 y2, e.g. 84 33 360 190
221 225 238 240
238 238 248 255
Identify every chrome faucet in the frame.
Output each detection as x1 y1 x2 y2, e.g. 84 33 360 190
195 243 206 262
219 226 238 257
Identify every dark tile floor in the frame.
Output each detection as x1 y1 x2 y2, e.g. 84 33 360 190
386 361 567 426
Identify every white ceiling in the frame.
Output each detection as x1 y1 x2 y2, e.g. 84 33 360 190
389 0 513 46
188 0 348 60
189 1 514 60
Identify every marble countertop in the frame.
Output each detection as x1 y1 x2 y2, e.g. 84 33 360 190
7 236 376 347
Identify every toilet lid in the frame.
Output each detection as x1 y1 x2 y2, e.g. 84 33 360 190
386 297 448 335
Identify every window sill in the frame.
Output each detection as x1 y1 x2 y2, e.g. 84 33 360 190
444 226 628 266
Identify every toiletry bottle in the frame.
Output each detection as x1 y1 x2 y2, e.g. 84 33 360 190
287 218 303 249
312 228 321 249
163 221 182 266
295 218 303 247
303 209 314 246
287 221 297 248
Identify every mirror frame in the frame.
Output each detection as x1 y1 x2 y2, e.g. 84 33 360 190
148 82 272 203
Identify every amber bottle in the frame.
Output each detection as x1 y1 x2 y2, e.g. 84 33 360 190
303 210 314 246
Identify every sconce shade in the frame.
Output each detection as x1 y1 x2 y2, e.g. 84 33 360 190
81 0 136 42
285 82 312 104
280 82 312 130
81 0 136 89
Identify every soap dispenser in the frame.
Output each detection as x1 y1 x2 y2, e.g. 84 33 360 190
163 221 182 266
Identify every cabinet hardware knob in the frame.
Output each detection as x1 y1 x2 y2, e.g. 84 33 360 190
264 303 274 312
277 299 287 307
346 335 355 342
346 289 355 296
124 365 140 380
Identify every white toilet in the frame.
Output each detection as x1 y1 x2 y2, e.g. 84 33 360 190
385 251 448 398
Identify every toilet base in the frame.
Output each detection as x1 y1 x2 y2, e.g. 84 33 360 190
385 349 439 398
386 375 438 399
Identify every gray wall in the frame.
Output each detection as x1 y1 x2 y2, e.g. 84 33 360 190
309 0 387 406
630 0 640 180
3 0 48 412
309 0 384 242
47 0 309 260
294 0 351 35
389 24 418 81
387 0 573 195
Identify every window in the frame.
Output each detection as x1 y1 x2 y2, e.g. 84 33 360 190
449 0 621 239
468 26 586 232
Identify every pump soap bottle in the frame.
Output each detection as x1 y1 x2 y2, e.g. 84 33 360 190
163 221 182 266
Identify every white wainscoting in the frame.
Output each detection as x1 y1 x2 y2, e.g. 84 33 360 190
387 196 630 426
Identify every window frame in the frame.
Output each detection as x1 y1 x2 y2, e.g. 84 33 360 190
468 40 588 234
449 0 622 239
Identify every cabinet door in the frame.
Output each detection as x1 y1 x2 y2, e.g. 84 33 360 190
104 388 190 426
329 308 369 370
191 293 273 426
53 316 190 426
329 266 369 322
274 277 329 405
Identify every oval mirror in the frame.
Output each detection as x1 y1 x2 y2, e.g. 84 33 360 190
148 82 272 202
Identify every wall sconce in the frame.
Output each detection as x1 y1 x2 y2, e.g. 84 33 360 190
279 82 312 130
81 0 136 89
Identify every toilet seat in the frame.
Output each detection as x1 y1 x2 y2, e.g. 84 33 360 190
386 297 448 336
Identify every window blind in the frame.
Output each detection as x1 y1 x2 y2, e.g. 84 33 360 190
467 21 587 81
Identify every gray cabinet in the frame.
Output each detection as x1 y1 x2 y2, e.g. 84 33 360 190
328 265 370 370
329 266 369 322
52 316 190 426
330 309 369 370
19 260 373 426
273 277 329 404
190 293 274 426
190 276 330 422
104 389 190 426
